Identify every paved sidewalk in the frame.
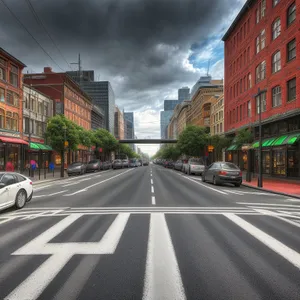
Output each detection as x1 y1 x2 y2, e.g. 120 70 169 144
243 175 300 198
20 169 67 185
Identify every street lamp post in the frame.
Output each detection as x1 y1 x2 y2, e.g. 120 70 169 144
61 125 67 178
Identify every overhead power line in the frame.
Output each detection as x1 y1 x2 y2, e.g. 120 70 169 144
0 0 64 71
24 0 73 71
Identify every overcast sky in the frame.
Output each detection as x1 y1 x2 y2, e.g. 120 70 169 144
0 0 246 156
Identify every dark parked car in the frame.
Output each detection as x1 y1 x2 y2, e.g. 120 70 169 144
164 161 174 169
67 162 86 176
174 160 183 171
102 161 111 170
86 159 102 172
202 162 242 187
113 159 123 169
122 159 129 168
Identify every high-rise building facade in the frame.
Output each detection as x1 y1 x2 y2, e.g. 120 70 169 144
160 110 173 139
223 0 300 177
67 71 115 134
114 106 125 140
178 87 190 103
91 104 105 130
164 100 178 111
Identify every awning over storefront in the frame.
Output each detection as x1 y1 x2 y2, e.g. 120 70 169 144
0 136 29 145
252 133 300 148
227 144 239 151
29 142 53 151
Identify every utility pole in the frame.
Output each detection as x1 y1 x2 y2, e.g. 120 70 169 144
71 53 82 83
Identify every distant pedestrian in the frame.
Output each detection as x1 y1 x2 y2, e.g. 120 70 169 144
5 159 14 172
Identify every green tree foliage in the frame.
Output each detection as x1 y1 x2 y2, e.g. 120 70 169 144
152 145 180 160
235 128 253 147
117 144 137 158
210 135 232 161
45 115 80 152
177 125 208 157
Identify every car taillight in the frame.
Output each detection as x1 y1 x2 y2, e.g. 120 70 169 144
239 171 242 176
219 170 227 176
30 181 32 185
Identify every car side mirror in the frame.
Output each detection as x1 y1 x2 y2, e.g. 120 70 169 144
0 182 6 189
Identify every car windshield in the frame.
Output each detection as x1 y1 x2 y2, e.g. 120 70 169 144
88 160 99 164
190 159 204 165
114 160 121 163
221 163 239 170
0 173 4 181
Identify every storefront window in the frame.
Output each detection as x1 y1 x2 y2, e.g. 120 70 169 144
0 146 4 170
287 147 299 177
7 144 20 171
272 148 286 176
262 151 271 174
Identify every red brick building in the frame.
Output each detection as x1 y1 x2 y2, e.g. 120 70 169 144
223 0 300 178
0 48 27 171
24 67 93 165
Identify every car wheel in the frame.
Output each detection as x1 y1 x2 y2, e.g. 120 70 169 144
15 189 27 209
235 182 241 187
213 176 219 186
188 168 191 175
26 191 33 202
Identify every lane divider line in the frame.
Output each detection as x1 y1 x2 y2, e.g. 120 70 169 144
152 196 156 205
151 186 155 193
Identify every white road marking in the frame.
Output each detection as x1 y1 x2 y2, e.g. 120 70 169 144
152 196 156 205
182 176 228 195
284 198 300 202
222 190 244 195
8 213 130 300
143 213 186 300
63 169 133 196
151 179 153 184
62 182 80 187
151 186 154 193
150 174 152 177
224 213 300 269
0 217 16 225
255 209 300 228
237 202 300 207
33 190 68 198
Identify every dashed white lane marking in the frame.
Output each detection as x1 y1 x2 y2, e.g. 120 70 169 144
151 186 154 193
152 196 156 205
182 176 228 195
150 174 152 177
151 179 153 184
224 213 300 269
63 169 133 196
143 213 186 300
33 191 68 198
285 198 300 202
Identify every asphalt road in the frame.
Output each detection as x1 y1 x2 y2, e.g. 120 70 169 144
1 163 300 299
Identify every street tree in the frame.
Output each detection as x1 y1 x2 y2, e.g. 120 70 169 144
45 115 80 176
177 125 208 157
210 135 232 161
235 128 253 148
92 129 118 160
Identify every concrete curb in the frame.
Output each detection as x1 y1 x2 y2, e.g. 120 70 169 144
32 177 64 185
242 183 300 199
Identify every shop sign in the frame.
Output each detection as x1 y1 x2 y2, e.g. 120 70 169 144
242 144 251 151
208 145 214 152
0 130 20 138
64 141 69 147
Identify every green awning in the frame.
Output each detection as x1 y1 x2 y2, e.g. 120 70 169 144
252 133 300 148
29 142 40 150
29 142 52 151
227 144 238 151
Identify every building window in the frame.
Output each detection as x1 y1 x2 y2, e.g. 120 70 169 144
220 123 223 132
38 102 43 114
287 2 296 26
261 0 266 18
256 29 266 53
256 9 260 23
240 105 242 121
0 57 7 81
0 88 4 102
9 65 18 87
236 109 238 122
287 78 296 102
256 92 267 114
24 117 29 134
0 108 4 128
273 0 280 7
248 73 252 89
272 18 281 40
256 61 266 82
272 51 281 73
287 39 296 62
44 102 49 116
247 101 251 117
272 86 282 107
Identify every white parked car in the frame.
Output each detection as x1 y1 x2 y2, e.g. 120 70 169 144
0 172 33 212
183 158 206 175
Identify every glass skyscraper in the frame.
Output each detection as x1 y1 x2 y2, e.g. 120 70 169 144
164 100 178 111
160 110 174 139
178 87 190 103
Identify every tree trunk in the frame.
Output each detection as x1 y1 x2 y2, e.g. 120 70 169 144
60 150 65 178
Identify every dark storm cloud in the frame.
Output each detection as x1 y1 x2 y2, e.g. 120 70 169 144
0 0 243 112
